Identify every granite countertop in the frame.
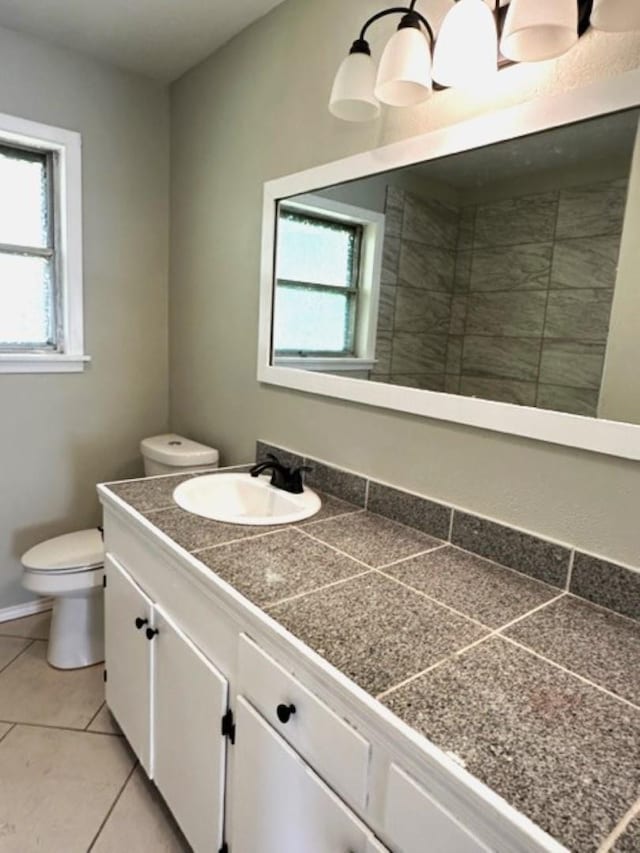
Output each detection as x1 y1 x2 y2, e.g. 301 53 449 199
104 469 640 853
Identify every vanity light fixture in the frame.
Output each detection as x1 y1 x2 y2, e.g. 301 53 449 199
329 0 640 122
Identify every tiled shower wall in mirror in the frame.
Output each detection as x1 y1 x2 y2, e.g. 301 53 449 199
373 179 627 417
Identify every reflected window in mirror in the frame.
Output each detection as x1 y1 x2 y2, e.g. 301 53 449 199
273 194 385 375
275 208 361 356
271 108 640 420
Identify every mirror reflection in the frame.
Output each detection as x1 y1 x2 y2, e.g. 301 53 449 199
272 109 640 422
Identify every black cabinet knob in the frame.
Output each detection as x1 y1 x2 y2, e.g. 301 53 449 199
135 617 148 630
145 627 159 641
276 703 296 724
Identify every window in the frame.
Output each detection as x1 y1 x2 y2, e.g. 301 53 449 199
272 195 385 371
0 144 57 351
275 209 362 356
0 111 85 373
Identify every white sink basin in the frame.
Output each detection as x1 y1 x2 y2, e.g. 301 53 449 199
173 473 321 526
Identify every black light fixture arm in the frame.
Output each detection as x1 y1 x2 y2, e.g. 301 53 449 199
355 5 435 51
351 0 594 58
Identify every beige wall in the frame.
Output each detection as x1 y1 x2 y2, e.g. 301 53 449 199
0 26 170 608
169 0 640 567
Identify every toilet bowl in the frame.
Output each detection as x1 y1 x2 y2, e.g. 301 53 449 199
20 433 219 670
21 529 105 670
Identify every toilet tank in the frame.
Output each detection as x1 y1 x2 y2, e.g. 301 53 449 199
141 434 219 476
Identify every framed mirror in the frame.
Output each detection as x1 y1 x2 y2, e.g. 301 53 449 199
258 70 640 460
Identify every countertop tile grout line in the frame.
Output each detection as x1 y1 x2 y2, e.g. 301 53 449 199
376 633 497 701
190 510 367 555
86 760 138 852
266 568 375 609
564 590 640 628
358 506 449 544
295 526 379 572
501 635 640 712
377 592 567 701
189 526 291 555
373 568 492 630
445 540 568 593
565 549 576 592
597 796 640 852
298 508 367 530
0 639 35 675
376 543 449 570
447 508 455 542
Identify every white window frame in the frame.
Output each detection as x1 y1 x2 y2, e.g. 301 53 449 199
0 111 88 373
273 193 384 373
257 70 640 461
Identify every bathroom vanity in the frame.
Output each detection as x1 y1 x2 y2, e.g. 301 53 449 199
97 460 640 853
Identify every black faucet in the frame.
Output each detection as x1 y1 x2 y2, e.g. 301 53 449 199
249 453 312 495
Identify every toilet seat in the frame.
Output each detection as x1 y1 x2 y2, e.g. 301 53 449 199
21 529 104 574
21 528 106 669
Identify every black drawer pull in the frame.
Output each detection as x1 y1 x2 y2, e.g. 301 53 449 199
145 627 159 641
135 617 148 630
276 703 296 724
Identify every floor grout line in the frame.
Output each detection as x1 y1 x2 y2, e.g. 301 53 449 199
377 591 567 701
0 722 15 745
597 796 640 852
501 635 640 712
87 760 139 852
85 701 107 731
0 719 123 737
0 639 35 675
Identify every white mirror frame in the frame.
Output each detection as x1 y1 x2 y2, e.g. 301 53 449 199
258 69 640 461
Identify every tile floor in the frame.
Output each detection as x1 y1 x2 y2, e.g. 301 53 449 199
0 611 191 853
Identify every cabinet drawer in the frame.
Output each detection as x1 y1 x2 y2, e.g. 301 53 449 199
384 764 490 853
238 634 370 808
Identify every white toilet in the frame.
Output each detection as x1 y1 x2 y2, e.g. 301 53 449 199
20 433 219 669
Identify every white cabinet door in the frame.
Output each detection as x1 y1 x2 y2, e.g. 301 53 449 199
152 607 229 853
230 697 377 853
104 555 154 773
384 764 490 853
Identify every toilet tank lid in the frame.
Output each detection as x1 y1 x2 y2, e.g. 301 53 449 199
140 433 219 467
22 529 104 571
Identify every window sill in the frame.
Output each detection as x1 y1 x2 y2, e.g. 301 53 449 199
274 357 376 373
0 354 91 374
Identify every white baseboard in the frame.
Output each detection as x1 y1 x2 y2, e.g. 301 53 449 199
0 598 53 623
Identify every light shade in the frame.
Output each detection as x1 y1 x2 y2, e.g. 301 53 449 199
375 25 432 108
329 50 380 122
591 0 640 32
500 0 578 62
432 0 498 88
